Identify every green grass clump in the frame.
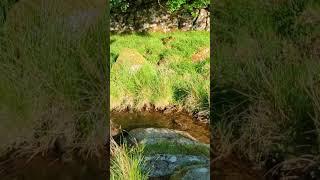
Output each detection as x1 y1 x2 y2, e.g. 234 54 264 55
111 140 149 180
110 31 210 112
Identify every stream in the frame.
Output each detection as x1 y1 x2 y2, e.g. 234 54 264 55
111 110 210 144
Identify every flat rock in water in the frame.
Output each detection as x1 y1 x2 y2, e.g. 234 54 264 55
143 154 209 177
128 128 199 142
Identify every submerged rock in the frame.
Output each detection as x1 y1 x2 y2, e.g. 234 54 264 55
170 164 210 180
143 154 209 178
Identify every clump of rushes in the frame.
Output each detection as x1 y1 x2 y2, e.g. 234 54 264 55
110 138 149 180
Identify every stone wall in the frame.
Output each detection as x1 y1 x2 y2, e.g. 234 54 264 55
110 2 210 33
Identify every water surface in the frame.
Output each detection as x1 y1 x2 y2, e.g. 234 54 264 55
111 111 210 144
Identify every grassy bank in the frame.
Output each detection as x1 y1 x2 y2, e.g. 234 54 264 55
110 31 210 114
0 0 107 157
212 0 320 172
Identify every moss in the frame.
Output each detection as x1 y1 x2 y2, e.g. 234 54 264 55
142 140 209 157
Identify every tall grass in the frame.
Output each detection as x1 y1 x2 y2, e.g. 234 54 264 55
0 0 107 156
110 31 210 113
212 0 320 167
110 138 148 180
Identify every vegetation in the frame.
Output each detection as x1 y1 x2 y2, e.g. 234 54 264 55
110 0 209 13
110 138 149 180
143 141 209 157
110 31 210 113
212 0 320 173
0 0 107 156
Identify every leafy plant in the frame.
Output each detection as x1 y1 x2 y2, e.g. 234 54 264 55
110 0 209 13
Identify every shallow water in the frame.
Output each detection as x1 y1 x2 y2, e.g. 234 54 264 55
111 111 210 144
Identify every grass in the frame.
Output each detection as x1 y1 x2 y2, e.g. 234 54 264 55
110 31 210 113
110 138 149 180
212 0 320 171
0 0 107 157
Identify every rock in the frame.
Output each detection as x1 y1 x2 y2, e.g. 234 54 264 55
170 164 210 180
127 128 201 144
126 128 210 157
110 3 209 33
125 128 210 178
193 9 210 31
192 47 210 63
112 48 146 73
143 154 209 177
110 119 121 137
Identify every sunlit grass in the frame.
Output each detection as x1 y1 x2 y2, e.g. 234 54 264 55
110 31 210 112
110 138 149 180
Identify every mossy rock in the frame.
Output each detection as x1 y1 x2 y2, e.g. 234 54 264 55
143 138 209 157
127 128 210 156
113 48 146 70
111 48 148 76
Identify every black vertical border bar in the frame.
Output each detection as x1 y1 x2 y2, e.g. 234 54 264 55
209 0 214 179
105 0 111 179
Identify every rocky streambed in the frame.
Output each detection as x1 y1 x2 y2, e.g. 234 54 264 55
111 110 211 180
